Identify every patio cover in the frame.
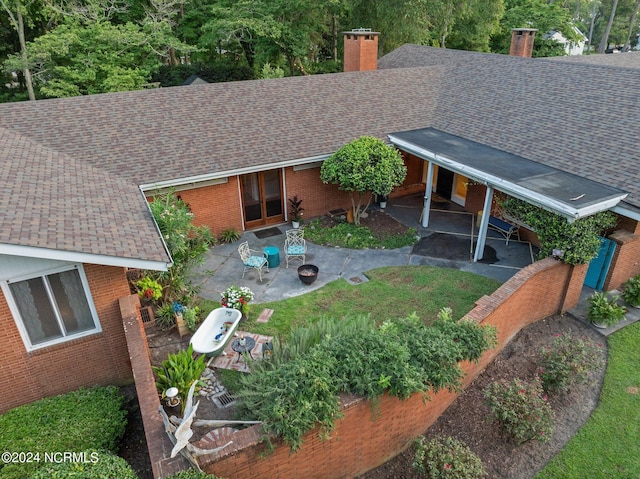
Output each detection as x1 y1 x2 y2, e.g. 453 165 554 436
388 127 628 261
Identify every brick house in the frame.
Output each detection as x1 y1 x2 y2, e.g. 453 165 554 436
1 30 640 412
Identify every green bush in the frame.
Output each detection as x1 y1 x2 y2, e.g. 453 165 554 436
485 377 555 445
538 333 605 394
29 450 137 479
236 314 496 450
164 468 225 479
0 386 127 479
413 436 485 479
218 227 241 243
587 291 626 327
622 274 640 307
153 344 206 413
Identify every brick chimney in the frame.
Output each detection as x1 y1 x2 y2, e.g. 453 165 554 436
343 28 380 72
509 28 538 58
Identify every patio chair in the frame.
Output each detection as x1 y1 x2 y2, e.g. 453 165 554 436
238 241 269 282
284 229 306 267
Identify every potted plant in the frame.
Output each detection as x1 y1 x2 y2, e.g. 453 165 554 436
587 291 626 328
288 196 304 228
621 274 640 308
378 194 388 209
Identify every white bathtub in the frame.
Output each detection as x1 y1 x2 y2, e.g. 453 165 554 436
190 307 243 356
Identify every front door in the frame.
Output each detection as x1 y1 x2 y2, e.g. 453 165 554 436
240 171 284 229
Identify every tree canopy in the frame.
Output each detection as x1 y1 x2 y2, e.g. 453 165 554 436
320 136 406 225
3 0 637 102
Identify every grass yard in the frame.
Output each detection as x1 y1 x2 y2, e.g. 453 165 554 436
536 321 640 478
203 265 500 339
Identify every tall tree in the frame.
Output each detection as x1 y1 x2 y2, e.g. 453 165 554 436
598 0 619 51
623 0 640 49
1 0 38 100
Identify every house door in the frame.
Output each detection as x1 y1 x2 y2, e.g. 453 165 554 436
240 171 284 229
584 237 616 290
436 168 454 199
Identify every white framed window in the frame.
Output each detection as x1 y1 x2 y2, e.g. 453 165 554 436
2 265 101 351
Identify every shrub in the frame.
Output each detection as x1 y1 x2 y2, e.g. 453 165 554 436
164 468 225 479
538 333 605 394
136 276 163 302
219 227 241 243
236 314 497 450
29 450 137 479
412 436 485 479
622 274 640 307
484 377 555 444
155 302 176 328
182 305 202 332
587 291 626 327
153 344 206 413
0 386 127 479
304 218 417 249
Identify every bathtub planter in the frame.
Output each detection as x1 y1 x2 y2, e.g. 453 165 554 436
190 307 243 357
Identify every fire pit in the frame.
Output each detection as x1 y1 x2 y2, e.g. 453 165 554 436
297 264 319 284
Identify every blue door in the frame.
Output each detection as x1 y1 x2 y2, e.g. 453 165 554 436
584 237 616 290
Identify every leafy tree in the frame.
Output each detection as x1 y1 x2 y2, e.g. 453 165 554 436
320 136 406 225
490 0 579 56
444 0 505 52
5 20 158 97
346 0 432 54
148 189 214 303
0 0 41 100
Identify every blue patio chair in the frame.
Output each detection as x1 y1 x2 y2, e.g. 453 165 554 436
238 241 269 282
284 229 306 267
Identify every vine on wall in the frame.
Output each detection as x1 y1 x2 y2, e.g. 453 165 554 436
501 197 617 265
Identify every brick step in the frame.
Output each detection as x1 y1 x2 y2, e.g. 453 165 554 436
256 308 274 323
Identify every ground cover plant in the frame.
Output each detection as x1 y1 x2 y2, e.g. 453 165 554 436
0 386 127 479
536 321 640 479
304 217 417 249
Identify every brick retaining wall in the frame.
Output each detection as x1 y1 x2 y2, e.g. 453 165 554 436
198 258 587 478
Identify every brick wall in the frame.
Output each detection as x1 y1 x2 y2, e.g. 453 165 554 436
119 295 191 478
170 180 244 237
284 166 352 219
199 258 586 478
0 264 134 414
604 218 640 290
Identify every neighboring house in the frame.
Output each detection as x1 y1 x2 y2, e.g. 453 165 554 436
545 26 587 56
1 29 640 412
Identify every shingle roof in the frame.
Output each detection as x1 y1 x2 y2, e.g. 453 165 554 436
0 45 639 261
0 128 170 266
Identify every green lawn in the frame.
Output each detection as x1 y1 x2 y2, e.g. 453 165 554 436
203 265 500 339
536 321 640 478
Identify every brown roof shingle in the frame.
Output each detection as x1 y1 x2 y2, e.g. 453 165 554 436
1 45 639 261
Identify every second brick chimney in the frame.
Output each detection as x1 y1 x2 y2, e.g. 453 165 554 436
343 29 380 72
509 28 538 58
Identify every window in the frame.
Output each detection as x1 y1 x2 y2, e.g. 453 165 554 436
5 266 100 350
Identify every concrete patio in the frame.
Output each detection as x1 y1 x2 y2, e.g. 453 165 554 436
190 194 539 305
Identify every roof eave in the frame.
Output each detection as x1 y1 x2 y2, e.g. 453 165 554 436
139 153 332 192
389 134 628 221
0 243 171 271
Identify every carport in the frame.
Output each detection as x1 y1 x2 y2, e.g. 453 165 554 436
388 127 628 262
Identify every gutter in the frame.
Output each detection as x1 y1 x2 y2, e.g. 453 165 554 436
139 153 332 192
